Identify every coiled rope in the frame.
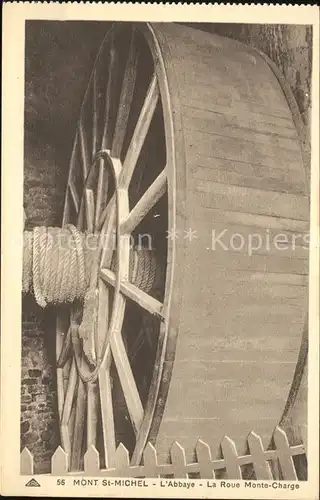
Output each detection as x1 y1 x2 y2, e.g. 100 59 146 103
23 225 98 306
23 223 163 382
23 226 161 306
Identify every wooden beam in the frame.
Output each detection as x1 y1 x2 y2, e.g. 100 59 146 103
60 359 77 457
120 73 159 189
108 294 144 433
98 367 116 467
118 188 130 281
56 314 68 420
92 69 98 158
71 378 87 471
111 31 139 159
100 268 164 318
79 119 89 181
102 33 118 150
84 188 95 233
87 382 99 448
95 280 109 358
63 132 79 226
100 198 117 266
94 159 106 231
121 167 167 234
69 181 80 213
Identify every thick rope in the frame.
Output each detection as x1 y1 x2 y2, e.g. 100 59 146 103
23 226 162 306
23 226 97 306
23 223 164 383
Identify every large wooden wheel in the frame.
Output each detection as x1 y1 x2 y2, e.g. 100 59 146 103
56 22 172 471
56 22 309 471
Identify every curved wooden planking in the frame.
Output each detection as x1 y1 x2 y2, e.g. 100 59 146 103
134 22 309 464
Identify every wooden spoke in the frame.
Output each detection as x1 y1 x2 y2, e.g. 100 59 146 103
120 73 159 189
111 31 139 159
87 382 99 447
79 119 89 181
118 189 130 281
100 199 116 266
57 326 71 369
100 188 144 432
56 313 71 419
121 167 167 235
94 159 107 232
77 202 85 232
102 33 118 150
99 205 110 232
63 132 79 226
111 331 144 434
60 359 77 457
84 188 95 233
95 280 110 358
108 294 144 433
56 367 65 422
92 69 98 159
100 268 164 318
71 377 87 471
69 181 80 213
95 235 115 465
98 367 116 466
61 359 77 424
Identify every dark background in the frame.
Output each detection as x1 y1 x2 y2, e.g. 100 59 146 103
22 21 311 473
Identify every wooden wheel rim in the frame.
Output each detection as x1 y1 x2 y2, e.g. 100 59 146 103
56 22 181 469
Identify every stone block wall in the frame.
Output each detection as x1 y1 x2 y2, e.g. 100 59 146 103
21 297 59 473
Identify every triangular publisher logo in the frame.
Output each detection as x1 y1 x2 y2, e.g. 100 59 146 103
25 478 41 487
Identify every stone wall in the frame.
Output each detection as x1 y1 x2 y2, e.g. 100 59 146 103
21 297 59 473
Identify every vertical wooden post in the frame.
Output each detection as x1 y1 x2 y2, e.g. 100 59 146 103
170 442 188 478
115 443 130 477
143 442 159 478
84 445 100 475
247 431 273 480
196 439 215 478
71 378 87 471
87 382 99 448
220 436 242 479
273 426 298 480
52 446 69 475
20 447 34 475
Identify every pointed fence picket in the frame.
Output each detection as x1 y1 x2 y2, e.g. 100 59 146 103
247 431 273 480
21 426 306 480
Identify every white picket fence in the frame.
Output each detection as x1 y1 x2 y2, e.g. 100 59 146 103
21 426 306 479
